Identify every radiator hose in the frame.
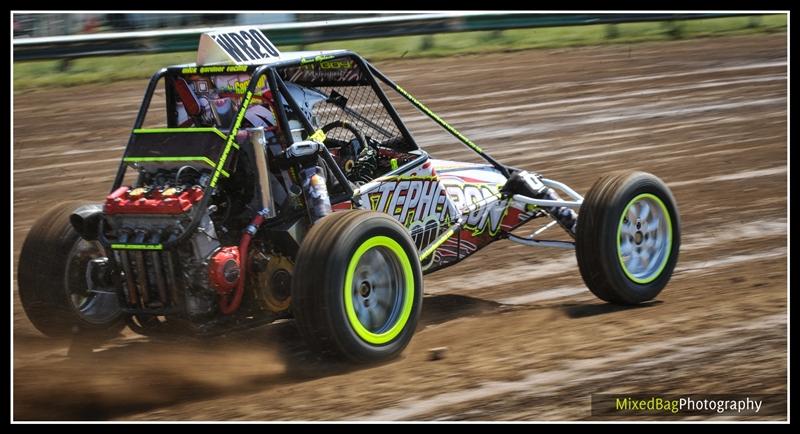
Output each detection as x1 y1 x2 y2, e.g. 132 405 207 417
219 209 269 315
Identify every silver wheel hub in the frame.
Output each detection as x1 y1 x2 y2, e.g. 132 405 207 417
619 197 670 281
351 246 405 334
65 239 120 324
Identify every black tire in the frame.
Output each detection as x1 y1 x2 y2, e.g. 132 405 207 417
576 171 680 305
292 210 423 363
18 201 126 337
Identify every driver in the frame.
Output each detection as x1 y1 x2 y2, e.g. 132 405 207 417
242 83 351 197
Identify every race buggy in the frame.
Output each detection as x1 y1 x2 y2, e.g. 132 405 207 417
18 28 681 363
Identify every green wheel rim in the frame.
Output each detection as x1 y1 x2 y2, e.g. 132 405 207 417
617 193 673 284
344 236 414 345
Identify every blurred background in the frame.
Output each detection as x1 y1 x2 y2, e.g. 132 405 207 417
12 12 788 421
12 12 788 88
12 13 393 37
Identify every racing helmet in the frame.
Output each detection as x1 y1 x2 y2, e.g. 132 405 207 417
244 82 326 131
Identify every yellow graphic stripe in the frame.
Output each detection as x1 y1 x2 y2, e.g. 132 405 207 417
377 175 438 182
211 91 252 188
133 128 228 140
123 156 217 168
419 227 457 261
394 86 483 153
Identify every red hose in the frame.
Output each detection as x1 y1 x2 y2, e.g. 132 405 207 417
219 213 266 315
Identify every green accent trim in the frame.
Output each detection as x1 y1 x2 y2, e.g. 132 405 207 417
211 90 252 188
344 236 414 345
123 156 217 168
378 175 438 182
133 128 228 140
111 243 163 250
419 227 456 261
617 193 673 284
308 129 327 143
394 85 483 153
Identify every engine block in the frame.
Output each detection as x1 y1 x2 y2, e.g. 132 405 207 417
103 183 222 317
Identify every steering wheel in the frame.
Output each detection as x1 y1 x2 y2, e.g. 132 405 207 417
321 120 370 176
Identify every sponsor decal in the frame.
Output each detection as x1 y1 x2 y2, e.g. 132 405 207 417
300 54 336 65
445 183 509 237
111 243 163 250
197 28 281 65
230 75 267 95
301 59 355 70
210 29 280 63
410 215 448 254
357 167 513 269
283 57 363 85
432 237 477 263
182 65 249 75
361 176 458 228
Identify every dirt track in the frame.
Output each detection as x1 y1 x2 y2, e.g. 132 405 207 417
12 34 788 421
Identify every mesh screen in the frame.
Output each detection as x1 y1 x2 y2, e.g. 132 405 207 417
307 85 402 144
376 79 485 164
278 55 412 151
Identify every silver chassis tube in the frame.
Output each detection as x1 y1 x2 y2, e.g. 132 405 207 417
541 178 584 202
506 217 576 249
507 177 584 249
512 195 582 209
247 127 277 219
506 235 575 249
511 177 584 209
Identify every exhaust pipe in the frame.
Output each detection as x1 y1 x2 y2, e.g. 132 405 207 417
69 204 104 241
116 231 139 306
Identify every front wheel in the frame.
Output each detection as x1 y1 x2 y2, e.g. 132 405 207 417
292 210 423 363
576 171 681 305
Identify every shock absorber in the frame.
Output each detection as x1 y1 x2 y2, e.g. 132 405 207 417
300 165 332 224
540 189 579 235
282 140 333 224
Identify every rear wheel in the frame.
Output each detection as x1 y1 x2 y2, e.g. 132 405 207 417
18 201 126 337
576 171 680 305
292 210 423 363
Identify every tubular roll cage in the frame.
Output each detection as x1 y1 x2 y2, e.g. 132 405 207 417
104 51 583 253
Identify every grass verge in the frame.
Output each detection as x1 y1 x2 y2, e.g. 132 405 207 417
13 14 787 90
